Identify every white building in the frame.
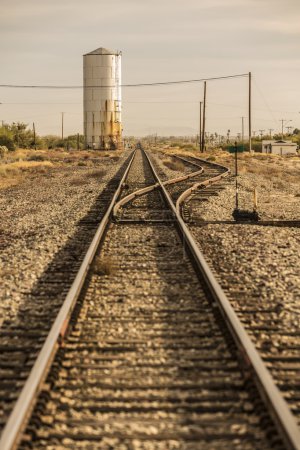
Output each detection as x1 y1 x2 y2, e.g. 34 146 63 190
262 139 298 155
83 47 122 150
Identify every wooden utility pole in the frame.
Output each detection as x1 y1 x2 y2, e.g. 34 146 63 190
201 81 207 152
280 119 284 139
280 119 291 139
77 133 80 150
248 72 252 152
61 112 64 141
199 101 202 152
268 128 274 138
241 116 245 147
33 122 36 150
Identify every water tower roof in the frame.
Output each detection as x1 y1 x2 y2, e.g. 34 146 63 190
84 47 121 56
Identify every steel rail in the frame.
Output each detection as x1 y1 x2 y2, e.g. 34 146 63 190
0 150 136 450
159 153 230 217
171 154 204 169
176 153 232 172
175 169 230 214
144 148 300 450
113 164 204 219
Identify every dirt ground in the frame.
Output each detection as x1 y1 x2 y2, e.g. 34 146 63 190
0 148 124 189
150 144 300 219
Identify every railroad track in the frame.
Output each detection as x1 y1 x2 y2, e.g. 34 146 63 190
148 152 231 222
0 155 133 438
152 150 300 429
1 146 300 449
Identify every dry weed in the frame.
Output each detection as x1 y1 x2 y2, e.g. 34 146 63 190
86 169 106 179
93 256 116 276
163 158 185 171
70 177 87 186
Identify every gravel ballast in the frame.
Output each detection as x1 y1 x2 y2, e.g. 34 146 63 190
0 154 129 327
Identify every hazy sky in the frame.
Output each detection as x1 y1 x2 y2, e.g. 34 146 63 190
0 0 299 137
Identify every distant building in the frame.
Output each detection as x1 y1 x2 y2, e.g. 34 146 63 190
262 139 298 155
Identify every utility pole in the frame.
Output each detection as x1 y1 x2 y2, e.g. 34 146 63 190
77 133 80 150
259 129 265 140
199 101 202 152
248 72 252 152
280 119 291 139
241 116 245 148
201 81 206 152
234 141 239 210
268 129 274 139
33 122 36 150
0 103 4 129
61 112 64 141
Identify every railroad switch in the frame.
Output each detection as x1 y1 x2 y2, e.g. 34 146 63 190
232 208 260 222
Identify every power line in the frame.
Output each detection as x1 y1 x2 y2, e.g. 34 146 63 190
1 102 82 105
0 101 299 115
252 77 278 126
0 73 248 89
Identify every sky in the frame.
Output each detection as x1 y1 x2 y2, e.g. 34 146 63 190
0 0 299 137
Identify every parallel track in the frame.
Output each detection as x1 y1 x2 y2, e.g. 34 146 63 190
0 154 133 433
0 146 299 449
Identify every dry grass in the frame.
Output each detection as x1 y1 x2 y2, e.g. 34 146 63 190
69 177 88 186
0 160 53 189
109 155 120 162
0 147 124 190
163 158 185 172
93 256 116 276
154 142 300 189
86 169 106 179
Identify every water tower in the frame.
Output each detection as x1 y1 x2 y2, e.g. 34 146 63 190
83 47 122 150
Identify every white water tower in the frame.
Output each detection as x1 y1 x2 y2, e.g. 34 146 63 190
83 47 122 150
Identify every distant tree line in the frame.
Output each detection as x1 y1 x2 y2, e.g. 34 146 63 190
0 122 84 151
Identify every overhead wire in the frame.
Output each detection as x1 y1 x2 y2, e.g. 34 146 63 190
0 73 249 89
252 76 279 127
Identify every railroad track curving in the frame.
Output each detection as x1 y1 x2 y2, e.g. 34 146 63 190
0 146 300 449
148 152 231 222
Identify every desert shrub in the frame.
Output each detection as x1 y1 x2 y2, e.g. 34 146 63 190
93 256 115 276
183 143 196 150
86 169 106 179
163 158 185 171
70 177 87 186
27 154 46 162
0 146 9 158
77 161 87 166
0 135 15 151
207 156 216 161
